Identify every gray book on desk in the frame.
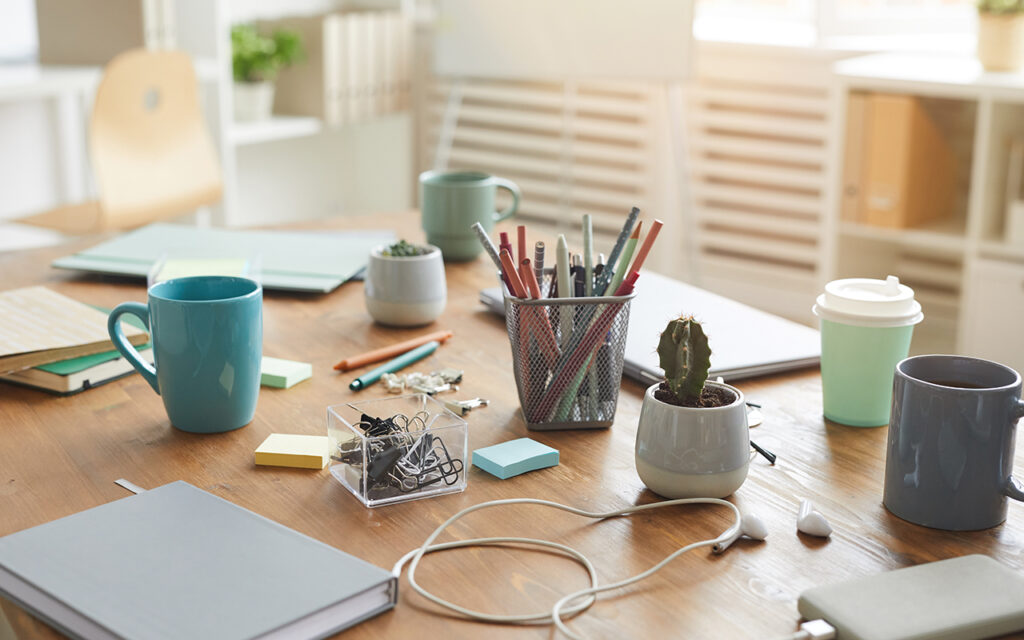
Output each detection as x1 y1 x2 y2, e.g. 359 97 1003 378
0 481 397 640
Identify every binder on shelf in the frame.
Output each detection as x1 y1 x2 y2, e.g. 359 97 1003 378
268 11 409 127
860 93 957 229
841 92 868 223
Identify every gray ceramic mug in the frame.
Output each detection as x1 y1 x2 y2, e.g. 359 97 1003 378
883 354 1024 530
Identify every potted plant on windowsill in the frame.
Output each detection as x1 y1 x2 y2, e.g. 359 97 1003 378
978 0 1024 71
634 316 750 499
231 24 304 122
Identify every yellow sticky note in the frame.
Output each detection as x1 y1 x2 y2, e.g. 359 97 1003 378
254 434 329 470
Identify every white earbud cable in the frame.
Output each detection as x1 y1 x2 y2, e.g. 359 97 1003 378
392 497 746 639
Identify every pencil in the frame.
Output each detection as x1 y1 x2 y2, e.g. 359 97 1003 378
333 330 454 371
583 214 594 297
499 249 528 298
533 241 545 293
624 219 663 277
349 341 439 390
517 225 527 265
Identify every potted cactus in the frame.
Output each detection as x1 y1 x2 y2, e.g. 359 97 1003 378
634 316 750 499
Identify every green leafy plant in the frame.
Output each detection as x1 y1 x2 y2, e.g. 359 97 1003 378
231 24 305 83
979 0 1024 14
657 316 712 405
381 240 430 257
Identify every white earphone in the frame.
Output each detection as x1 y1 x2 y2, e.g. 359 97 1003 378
797 499 833 537
392 497 767 640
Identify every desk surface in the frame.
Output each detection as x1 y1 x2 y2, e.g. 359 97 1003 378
2 213 1023 639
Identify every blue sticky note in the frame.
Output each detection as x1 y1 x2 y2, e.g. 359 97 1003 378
472 438 559 480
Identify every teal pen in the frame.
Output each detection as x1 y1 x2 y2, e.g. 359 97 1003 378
349 340 440 390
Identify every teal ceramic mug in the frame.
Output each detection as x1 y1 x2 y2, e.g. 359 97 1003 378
420 170 520 261
108 276 263 434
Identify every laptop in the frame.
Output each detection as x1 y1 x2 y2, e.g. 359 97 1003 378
480 271 820 383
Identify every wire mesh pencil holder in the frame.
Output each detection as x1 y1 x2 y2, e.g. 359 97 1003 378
503 270 635 430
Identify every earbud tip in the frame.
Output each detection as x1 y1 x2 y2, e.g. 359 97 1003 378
742 513 768 541
797 512 833 538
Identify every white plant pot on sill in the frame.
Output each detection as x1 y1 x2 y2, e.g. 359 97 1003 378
634 381 749 499
978 12 1024 72
233 81 275 122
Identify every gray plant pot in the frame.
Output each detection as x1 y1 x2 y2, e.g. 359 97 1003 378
634 381 749 499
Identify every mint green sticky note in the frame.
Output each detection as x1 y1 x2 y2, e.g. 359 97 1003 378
260 357 312 389
472 438 559 480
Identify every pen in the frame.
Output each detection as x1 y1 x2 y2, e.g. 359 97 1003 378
333 330 453 371
533 241 545 293
556 235 573 348
595 207 640 296
607 220 642 296
349 340 439 390
583 214 594 297
499 232 513 259
572 254 584 297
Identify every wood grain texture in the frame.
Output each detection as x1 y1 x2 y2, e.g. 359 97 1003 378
1 212 1023 639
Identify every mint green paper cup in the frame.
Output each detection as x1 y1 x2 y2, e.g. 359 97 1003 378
814 276 923 428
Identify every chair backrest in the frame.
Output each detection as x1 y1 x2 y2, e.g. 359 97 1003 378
89 49 222 230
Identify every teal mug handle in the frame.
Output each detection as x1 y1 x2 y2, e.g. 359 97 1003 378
493 177 520 223
107 302 158 394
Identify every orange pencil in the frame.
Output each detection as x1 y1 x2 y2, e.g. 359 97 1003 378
333 330 454 371
625 219 663 276
500 249 528 298
517 225 527 265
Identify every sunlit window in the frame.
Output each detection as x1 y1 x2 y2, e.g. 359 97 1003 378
695 0 976 46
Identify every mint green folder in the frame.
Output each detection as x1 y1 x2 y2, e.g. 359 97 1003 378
0 482 397 639
53 224 396 293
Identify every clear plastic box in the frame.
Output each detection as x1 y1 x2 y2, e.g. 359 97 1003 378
327 394 468 507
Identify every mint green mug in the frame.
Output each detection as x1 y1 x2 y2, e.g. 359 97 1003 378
420 170 520 261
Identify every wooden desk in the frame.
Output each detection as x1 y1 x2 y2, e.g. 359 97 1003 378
2 214 1023 639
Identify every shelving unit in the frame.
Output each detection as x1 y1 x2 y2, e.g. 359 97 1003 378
829 52 1024 368
10 0 413 228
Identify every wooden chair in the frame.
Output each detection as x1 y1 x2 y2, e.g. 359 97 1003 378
20 49 222 233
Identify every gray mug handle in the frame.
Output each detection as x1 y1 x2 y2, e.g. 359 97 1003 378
492 177 520 223
1007 398 1024 502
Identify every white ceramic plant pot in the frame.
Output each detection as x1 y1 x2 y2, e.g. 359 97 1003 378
364 245 447 327
233 81 275 122
978 12 1024 72
634 381 749 499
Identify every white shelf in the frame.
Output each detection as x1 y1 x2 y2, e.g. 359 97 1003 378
839 218 967 253
229 116 324 146
835 53 1024 101
979 239 1024 262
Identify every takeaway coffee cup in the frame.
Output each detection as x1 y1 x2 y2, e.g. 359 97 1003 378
108 276 263 434
419 170 520 261
812 276 923 427
884 355 1024 530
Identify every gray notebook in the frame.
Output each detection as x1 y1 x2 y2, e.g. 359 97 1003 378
53 224 395 293
0 481 397 640
480 270 820 382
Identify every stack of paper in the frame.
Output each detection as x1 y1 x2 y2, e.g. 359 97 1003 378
0 287 147 374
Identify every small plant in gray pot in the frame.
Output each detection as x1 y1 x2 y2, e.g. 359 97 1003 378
364 240 446 327
634 316 750 499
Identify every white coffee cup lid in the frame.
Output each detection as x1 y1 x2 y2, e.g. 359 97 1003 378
812 275 923 327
